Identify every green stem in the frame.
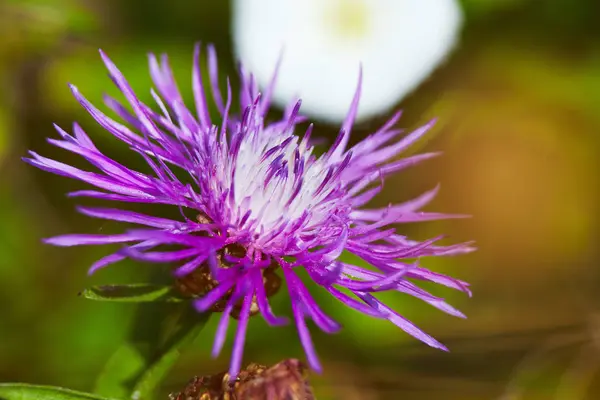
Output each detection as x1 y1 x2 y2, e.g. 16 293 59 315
93 303 210 400
130 308 210 400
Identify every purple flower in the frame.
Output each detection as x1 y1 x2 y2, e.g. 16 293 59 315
25 44 473 378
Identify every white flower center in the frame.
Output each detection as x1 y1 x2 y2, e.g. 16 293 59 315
223 126 338 240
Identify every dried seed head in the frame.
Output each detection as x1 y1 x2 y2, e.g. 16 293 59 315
234 359 314 400
168 376 215 400
169 359 313 400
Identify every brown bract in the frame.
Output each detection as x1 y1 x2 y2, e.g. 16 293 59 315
173 215 282 320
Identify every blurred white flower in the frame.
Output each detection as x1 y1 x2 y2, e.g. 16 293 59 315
232 0 463 122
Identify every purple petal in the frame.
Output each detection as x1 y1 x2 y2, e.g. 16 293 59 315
88 240 158 274
173 254 209 277
77 207 181 229
284 266 322 373
352 210 469 224
349 111 403 156
99 50 165 142
121 247 201 263
228 290 254 378
212 302 233 358
194 278 237 313
406 268 472 296
289 270 341 334
378 152 442 176
192 43 211 127
253 270 288 326
207 44 224 113
25 152 155 199
44 233 140 247
259 51 282 115
361 119 437 165
328 67 362 161
357 293 448 351
67 190 158 204
326 287 387 318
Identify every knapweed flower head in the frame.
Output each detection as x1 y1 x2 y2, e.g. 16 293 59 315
25 44 473 379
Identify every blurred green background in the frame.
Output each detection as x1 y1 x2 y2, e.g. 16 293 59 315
1 0 600 399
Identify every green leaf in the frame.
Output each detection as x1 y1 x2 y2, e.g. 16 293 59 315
80 284 185 303
0 384 116 400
